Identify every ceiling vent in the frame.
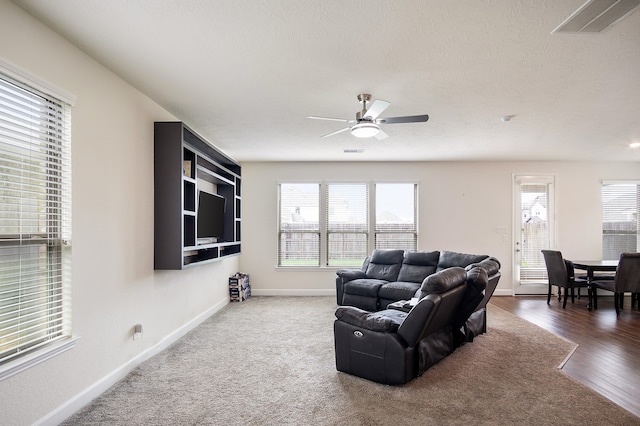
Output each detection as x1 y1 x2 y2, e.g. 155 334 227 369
552 0 640 33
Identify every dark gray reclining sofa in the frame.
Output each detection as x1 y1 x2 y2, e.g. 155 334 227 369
336 249 501 312
333 249 501 385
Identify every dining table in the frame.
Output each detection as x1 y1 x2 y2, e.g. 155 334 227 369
571 259 618 310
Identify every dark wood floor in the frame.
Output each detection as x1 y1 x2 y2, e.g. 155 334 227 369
492 294 640 419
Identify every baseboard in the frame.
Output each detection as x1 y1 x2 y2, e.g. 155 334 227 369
250 288 335 297
36 298 229 426
493 289 513 297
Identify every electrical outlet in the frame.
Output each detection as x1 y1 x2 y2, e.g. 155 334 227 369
133 324 143 341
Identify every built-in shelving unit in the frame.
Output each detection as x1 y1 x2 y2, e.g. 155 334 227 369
154 122 241 269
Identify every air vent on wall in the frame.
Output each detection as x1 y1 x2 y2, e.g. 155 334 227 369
552 0 640 33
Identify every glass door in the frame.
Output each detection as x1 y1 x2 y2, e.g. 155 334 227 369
513 175 556 294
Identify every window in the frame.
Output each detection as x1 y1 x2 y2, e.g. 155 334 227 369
327 183 368 266
278 183 320 266
278 182 417 267
375 183 417 250
0 74 72 371
602 181 639 260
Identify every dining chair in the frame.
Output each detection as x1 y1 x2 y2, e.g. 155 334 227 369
591 252 640 316
541 250 590 309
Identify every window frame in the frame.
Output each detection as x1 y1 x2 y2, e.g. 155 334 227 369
277 182 321 267
0 64 76 381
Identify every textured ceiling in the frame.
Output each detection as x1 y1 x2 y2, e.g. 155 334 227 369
11 0 640 162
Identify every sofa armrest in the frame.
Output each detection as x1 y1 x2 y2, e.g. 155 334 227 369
336 269 367 282
335 269 368 305
387 299 416 312
335 306 406 333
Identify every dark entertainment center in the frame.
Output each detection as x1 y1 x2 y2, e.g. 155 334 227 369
154 122 241 269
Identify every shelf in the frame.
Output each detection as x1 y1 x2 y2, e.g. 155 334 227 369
182 242 242 266
154 122 242 270
196 164 234 186
184 180 196 211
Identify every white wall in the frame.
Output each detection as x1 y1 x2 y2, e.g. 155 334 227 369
239 161 640 296
0 2 238 425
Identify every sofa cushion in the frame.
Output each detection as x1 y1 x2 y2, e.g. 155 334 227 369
397 250 440 283
342 294 379 311
365 249 405 281
378 281 421 302
369 248 405 264
437 251 488 271
335 306 407 333
418 267 467 299
343 279 387 297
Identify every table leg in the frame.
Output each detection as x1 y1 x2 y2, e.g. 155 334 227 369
586 268 594 311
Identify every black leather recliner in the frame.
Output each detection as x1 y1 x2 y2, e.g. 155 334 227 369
334 266 487 385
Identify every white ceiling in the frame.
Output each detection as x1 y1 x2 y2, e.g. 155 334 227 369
12 0 640 162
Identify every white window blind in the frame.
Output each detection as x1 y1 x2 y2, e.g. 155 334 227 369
0 75 72 367
602 182 639 260
375 183 417 250
519 182 551 281
327 183 368 266
278 183 320 266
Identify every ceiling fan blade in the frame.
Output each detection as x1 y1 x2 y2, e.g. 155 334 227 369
363 99 390 120
377 114 429 124
307 116 351 122
374 129 388 140
321 127 351 138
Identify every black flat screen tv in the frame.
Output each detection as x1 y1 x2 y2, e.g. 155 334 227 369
197 191 225 240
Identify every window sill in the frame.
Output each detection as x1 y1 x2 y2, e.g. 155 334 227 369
0 336 80 382
275 266 360 271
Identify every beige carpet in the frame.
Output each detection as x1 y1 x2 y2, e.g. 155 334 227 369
63 297 638 425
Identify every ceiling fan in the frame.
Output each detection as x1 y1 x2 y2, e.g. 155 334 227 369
307 94 429 140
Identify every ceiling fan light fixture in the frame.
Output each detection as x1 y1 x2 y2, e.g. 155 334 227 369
351 122 380 138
